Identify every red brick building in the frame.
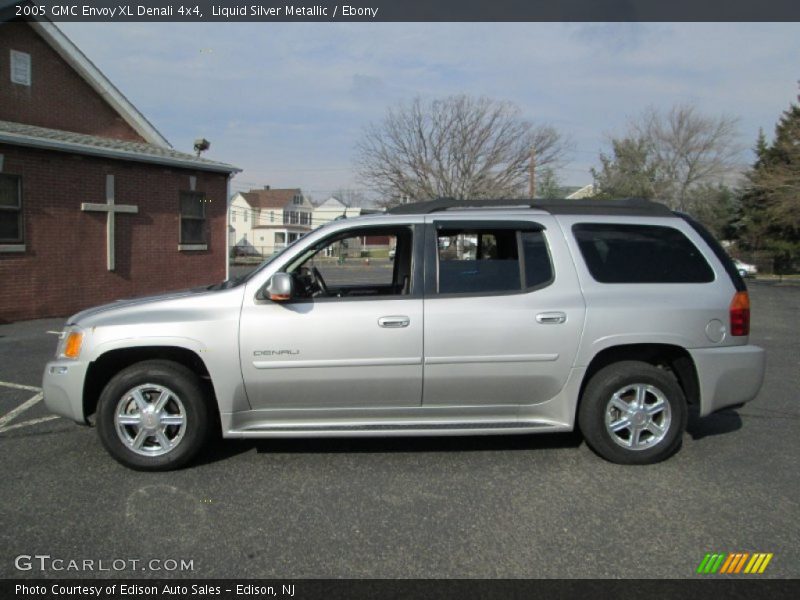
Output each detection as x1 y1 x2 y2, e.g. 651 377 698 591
0 19 239 322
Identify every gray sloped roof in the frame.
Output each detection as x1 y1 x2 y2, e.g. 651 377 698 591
0 120 240 173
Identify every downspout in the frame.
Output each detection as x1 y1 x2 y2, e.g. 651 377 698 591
226 174 232 281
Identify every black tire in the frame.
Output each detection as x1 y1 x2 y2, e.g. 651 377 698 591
578 360 687 465
96 360 211 471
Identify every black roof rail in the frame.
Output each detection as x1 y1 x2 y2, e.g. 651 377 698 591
386 197 674 217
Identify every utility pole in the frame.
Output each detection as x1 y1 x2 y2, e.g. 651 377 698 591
529 146 536 199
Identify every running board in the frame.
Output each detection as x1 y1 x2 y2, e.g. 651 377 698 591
226 420 569 438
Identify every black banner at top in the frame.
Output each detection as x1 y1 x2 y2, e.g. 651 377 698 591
3 0 800 22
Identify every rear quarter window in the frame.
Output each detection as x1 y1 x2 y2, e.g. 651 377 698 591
572 223 714 284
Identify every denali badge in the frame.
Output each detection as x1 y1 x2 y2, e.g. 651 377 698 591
253 350 300 356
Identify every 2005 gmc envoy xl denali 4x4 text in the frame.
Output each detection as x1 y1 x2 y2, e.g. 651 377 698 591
42 198 766 470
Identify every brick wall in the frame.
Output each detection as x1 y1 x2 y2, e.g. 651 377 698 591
0 22 145 142
0 143 229 323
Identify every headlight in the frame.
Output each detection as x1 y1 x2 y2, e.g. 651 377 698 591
56 328 84 360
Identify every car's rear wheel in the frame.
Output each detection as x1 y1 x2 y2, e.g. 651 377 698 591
578 361 687 464
96 360 210 471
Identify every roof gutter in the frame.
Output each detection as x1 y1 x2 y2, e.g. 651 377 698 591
0 130 241 174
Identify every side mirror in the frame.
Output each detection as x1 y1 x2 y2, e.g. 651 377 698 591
265 272 293 302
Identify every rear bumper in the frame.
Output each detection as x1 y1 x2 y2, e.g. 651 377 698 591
689 345 766 417
42 360 89 424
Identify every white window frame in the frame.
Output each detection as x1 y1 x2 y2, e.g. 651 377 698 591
10 50 31 86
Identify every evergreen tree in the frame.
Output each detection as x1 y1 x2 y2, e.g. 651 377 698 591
536 167 563 199
738 88 800 274
591 137 665 200
686 183 739 240
735 130 773 255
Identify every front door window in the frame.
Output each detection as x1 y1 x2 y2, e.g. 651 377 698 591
286 226 414 299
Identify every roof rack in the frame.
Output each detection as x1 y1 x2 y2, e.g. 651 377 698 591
386 197 674 217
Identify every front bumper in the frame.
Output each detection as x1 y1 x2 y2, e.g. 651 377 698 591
689 345 766 417
42 360 90 424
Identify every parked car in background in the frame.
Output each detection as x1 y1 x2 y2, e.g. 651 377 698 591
734 259 758 278
43 198 766 470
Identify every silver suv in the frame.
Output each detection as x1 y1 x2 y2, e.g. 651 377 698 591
42 198 766 470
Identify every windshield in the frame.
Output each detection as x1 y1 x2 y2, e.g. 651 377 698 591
210 221 343 290
208 243 299 290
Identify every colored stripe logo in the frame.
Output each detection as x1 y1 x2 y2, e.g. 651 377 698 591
697 552 773 574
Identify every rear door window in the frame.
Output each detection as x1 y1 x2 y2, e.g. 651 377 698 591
435 225 553 294
572 223 714 283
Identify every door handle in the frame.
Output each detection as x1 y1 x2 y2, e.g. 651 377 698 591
536 311 567 324
378 316 410 328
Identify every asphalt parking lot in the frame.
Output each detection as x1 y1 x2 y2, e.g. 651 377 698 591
0 281 798 579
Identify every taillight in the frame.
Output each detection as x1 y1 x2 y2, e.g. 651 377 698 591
730 291 750 336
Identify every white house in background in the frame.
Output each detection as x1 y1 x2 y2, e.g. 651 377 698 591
312 196 392 258
566 184 597 199
229 186 313 255
312 196 363 226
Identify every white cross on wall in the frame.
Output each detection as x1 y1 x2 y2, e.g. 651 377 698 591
81 174 138 271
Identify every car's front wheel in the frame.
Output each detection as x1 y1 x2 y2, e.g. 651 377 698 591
96 360 211 471
578 360 687 464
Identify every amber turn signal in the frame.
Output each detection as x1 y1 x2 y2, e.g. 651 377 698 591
63 332 84 358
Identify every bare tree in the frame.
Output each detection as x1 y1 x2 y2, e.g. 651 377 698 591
355 95 568 205
638 105 741 211
593 104 742 211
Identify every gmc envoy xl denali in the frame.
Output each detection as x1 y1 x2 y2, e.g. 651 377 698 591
43 198 766 470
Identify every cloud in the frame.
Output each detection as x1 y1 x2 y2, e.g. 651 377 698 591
349 74 387 100
57 22 800 194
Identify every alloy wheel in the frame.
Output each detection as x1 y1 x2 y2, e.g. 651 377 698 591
114 384 187 457
604 383 672 451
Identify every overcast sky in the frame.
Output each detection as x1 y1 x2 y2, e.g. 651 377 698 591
59 22 800 200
